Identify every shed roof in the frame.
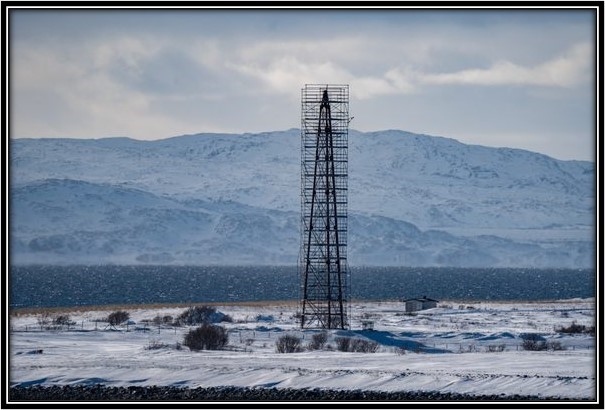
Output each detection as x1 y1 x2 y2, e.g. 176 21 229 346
403 296 439 303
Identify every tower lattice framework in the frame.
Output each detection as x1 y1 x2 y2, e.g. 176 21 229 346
299 84 350 329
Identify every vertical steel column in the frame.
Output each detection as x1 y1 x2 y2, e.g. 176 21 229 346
299 84 349 329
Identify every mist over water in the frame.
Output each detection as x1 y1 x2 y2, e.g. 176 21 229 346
9 265 595 309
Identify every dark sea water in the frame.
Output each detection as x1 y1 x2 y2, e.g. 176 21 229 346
9 265 595 309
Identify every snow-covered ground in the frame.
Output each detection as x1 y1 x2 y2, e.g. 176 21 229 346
9 299 596 400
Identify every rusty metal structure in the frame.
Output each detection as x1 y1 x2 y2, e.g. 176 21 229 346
299 84 350 329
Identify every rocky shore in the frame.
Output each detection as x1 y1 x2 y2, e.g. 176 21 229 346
9 385 579 402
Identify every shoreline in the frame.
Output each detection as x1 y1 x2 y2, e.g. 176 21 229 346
9 297 595 316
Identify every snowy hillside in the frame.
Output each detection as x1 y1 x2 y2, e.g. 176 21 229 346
9 129 595 267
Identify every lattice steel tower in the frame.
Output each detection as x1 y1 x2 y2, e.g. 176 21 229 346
299 84 350 329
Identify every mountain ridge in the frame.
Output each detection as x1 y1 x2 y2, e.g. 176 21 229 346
9 129 595 268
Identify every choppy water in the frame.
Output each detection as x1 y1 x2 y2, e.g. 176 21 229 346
9 265 595 309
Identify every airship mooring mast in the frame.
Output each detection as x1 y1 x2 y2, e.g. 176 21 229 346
299 84 350 329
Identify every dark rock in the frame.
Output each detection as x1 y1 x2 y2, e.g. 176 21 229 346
8 385 584 402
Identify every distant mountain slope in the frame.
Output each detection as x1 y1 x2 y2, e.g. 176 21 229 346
9 129 595 267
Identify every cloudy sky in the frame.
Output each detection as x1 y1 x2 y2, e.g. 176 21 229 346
9 7 596 160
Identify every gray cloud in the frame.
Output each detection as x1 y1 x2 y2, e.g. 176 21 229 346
419 43 592 87
9 8 596 160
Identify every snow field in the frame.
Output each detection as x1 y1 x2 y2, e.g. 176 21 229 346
9 299 596 399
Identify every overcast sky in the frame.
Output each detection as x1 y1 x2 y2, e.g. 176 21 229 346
9 7 596 161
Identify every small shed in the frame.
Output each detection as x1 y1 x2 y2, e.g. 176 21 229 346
361 320 375 331
403 296 439 312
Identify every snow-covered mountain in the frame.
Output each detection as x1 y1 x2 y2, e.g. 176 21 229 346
9 129 595 268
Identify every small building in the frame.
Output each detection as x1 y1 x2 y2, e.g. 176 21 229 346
361 320 375 331
403 296 439 312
